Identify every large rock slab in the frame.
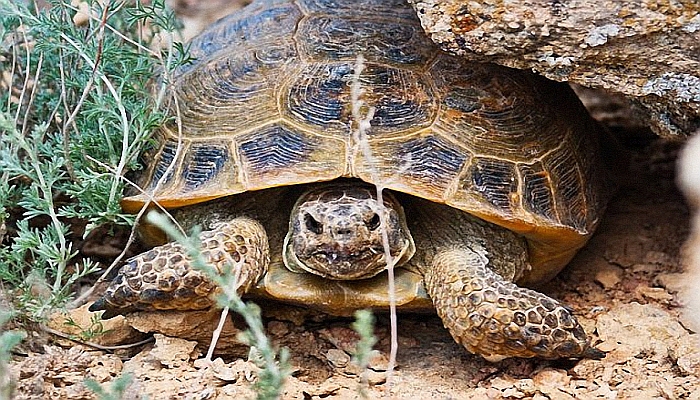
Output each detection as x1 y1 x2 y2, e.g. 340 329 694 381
409 0 700 138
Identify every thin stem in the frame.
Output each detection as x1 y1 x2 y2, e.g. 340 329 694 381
350 54 398 394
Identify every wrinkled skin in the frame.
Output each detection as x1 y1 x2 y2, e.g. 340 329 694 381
283 184 415 280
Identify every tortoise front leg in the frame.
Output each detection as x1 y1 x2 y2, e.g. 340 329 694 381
89 217 269 319
424 248 603 361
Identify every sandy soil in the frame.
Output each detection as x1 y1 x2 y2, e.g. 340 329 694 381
8 120 700 400
6 3 700 399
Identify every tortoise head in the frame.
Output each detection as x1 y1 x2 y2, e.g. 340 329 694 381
283 183 415 280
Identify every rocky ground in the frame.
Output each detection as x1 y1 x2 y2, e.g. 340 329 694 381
6 2 700 399
7 111 700 400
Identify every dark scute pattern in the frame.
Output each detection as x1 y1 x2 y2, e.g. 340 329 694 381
150 141 178 189
288 63 351 128
180 54 267 109
182 144 229 189
397 135 467 187
444 87 483 113
298 17 430 65
552 155 587 230
140 288 173 303
519 163 556 221
467 158 519 211
363 66 434 131
239 125 315 172
179 4 300 73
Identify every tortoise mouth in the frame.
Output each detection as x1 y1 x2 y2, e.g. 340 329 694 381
305 247 386 280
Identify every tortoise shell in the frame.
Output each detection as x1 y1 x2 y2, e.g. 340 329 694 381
123 0 610 284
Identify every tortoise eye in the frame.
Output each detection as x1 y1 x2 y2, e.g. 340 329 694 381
366 213 381 231
304 213 323 234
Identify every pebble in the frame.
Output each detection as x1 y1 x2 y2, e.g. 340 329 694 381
266 320 289 337
325 349 350 369
594 264 623 289
367 350 389 371
635 285 673 302
149 334 199 368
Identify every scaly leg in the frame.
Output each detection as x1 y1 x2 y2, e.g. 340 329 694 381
424 248 603 361
90 217 269 319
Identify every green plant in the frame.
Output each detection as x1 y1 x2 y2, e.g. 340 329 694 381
0 310 26 399
63 312 107 341
351 309 378 398
84 373 135 400
0 0 188 319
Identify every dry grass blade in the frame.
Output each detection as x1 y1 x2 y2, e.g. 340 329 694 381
350 54 399 394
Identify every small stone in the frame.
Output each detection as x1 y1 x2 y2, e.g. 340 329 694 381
365 370 388 385
534 368 571 387
514 378 536 395
594 264 623 289
596 302 688 363
490 375 517 391
502 387 525 398
50 304 145 347
267 321 289 337
326 349 350 369
643 251 673 265
318 327 360 353
673 335 700 376
547 390 575 400
655 272 689 293
203 358 253 382
367 350 389 371
303 380 342 397
631 263 660 274
149 334 199 368
635 285 674 302
589 382 617 398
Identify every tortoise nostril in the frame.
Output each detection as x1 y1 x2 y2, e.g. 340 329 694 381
366 213 381 231
335 228 352 236
304 213 323 234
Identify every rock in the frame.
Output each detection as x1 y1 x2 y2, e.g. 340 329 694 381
533 368 575 399
149 334 199 368
672 335 700 376
318 326 361 353
49 303 145 347
595 302 689 363
593 264 623 289
409 0 700 138
656 272 690 294
126 308 248 356
367 350 389 372
326 349 351 369
634 285 673 303
571 85 648 131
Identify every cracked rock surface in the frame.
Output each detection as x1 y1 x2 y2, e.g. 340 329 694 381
409 0 700 139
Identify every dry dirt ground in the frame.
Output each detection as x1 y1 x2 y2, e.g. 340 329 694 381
6 3 700 399
8 131 700 400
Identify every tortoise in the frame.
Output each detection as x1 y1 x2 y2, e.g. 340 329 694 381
90 0 611 360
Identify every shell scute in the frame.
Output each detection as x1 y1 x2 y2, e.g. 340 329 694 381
298 0 415 18
295 16 433 65
181 3 302 73
182 143 229 190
